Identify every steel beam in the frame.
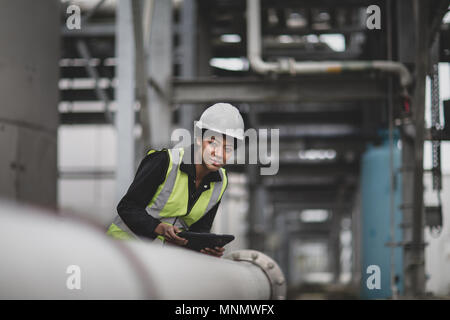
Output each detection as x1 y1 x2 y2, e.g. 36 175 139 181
258 111 362 125
408 0 428 297
131 0 151 159
396 0 416 63
246 107 265 251
145 0 173 149
61 76 389 104
62 38 114 59
239 102 361 113
61 23 115 37
172 76 389 103
60 65 114 79
60 88 114 102
274 202 352 212
401 0 428 298
59 112 118 125
179 0 197 133
115 0 136 203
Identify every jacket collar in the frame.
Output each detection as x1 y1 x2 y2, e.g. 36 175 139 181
180 144 222 183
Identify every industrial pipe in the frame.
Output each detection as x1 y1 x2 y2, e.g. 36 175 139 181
246 0 412 88
0 200 286 300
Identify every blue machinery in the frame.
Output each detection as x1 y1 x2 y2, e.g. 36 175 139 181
360 130 404 299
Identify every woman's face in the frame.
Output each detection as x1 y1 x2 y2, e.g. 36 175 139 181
200 135 234 171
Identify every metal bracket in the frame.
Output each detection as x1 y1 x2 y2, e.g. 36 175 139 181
225 249 286 300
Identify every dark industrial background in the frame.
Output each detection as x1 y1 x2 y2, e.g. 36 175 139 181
0 0 449 299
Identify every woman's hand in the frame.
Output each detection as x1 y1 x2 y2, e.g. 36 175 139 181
154 223 188 246
200 247 225 258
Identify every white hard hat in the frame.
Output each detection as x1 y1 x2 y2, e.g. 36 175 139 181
195 103 245 140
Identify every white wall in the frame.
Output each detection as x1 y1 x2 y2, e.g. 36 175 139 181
58 125 117 225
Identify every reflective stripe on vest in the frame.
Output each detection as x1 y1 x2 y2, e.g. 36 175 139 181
107 147 227 240
110 215 138 239
106 221 134 240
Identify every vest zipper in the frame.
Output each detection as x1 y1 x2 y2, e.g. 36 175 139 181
184 191 199 217
183 179 204 217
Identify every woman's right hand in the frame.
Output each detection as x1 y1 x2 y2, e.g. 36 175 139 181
154 223 188 246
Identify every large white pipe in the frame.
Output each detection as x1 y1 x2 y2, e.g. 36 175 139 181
246 0 412 88
0 200 286 300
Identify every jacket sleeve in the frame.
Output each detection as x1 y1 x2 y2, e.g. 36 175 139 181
116 150 169 240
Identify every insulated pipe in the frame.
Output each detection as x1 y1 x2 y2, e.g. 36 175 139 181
246 0 412 88
0 201 286 300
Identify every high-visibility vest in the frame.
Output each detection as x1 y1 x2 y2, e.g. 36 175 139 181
106 147 228 241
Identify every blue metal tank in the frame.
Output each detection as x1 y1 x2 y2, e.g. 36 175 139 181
360 130 403 299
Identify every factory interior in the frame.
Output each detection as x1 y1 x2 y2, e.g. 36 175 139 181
1 0 450 300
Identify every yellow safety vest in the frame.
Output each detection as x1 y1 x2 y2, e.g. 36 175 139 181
106 147 227 241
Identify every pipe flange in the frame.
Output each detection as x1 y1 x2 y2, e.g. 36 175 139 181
225 249 286 300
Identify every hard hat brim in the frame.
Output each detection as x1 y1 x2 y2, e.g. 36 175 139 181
195 121 244 140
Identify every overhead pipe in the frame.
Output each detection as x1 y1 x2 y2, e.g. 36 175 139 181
0 200 286 300
246 0 412 88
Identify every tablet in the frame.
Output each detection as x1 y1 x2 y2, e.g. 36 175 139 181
177 231 235 252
